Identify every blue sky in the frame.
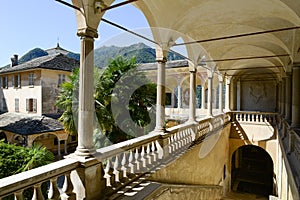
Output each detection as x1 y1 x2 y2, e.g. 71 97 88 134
0 0 150 66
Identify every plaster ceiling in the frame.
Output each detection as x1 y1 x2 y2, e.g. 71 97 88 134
129 0 300 80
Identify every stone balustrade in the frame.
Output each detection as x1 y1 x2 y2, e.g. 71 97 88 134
231 111 277 123
0 112 266 199
0 159 79 200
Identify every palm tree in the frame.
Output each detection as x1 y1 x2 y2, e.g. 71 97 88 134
56 56 156 147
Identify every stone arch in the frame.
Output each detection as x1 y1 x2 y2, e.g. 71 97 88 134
0 131 7 143
32 133 60 154
231 145 274 196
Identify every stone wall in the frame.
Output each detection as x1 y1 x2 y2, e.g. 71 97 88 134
149 124 231 193
241 80 276 112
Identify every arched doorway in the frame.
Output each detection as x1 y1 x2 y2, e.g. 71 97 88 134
231 145 274 196
0 132 7 143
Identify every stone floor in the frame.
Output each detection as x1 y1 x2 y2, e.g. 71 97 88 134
223 192 268 200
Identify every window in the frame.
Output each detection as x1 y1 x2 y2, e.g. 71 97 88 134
14 74 21 88
2 76 8 88
15 98 19 112
58 74 66 87
165 92 172 106
2 98 7 111
28 73 34 86
26 98 37 113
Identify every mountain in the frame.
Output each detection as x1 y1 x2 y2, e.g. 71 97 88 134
94 43 184 67
18 48 48 64
1 43 184 68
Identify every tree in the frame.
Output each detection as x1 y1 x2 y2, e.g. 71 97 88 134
0 141 54 179
56 56 156 147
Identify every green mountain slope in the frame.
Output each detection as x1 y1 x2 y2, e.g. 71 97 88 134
94 43 184 67
1 43 184 68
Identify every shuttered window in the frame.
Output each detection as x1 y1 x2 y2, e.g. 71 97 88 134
26 98 37 113
15 98 19 112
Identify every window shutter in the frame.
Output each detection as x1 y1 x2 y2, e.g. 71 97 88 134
33 99 37 112
11 76 14 87
18 75 21 87
26 99 29 111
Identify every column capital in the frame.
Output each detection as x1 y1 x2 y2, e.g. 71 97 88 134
156 57 167 63
77 27 98 38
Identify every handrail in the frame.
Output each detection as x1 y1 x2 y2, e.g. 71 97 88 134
0 158 79 198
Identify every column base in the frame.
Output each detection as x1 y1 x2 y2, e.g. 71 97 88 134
75 147 96 157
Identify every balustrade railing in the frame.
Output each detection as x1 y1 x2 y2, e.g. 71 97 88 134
0 159 79 200
0 113 230 199
231 111 277 124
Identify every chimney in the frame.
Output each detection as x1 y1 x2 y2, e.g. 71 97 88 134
11 54 18 67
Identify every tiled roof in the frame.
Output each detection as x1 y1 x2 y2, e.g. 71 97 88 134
0 113 64 135
0 53 79 74
138 59 189 71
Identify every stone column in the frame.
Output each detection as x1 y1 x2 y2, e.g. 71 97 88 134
230 78 237 110
75 28 97 156
207 76 213 116
285 73 292 122
281 78 286 117
178 85 182 109
189 69 197 121
155 57 167 131
236 79 241 111
201 83 206 109
277 81 281 113
58 139 61 157
291 66 300 128
225 77 230 111
64 140 68 154
219 76 224 113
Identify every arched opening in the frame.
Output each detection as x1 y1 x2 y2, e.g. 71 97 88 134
231 145 274 196
0 132 7 143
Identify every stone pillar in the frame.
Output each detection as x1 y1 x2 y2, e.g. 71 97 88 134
219 76 224 113
201 83 206 109
236 79 241 111
225 77 230 111
189 69 197 121
64 140 68 154
178 85 182 109
58 139 61 157
285 73 292 122
230 79 237 110
291 66 300 128
75 28 97 156
155 57 167 131
281 78 286 117
277 81 281 113
207 76 213 116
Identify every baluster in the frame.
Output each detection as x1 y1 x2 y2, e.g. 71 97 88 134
14 190 24 200
48 177 60 200
151 141 157 163
32 183 44 200
62 171 75 200
182 130 187 146
146 143 152 166
156 140 164 160
140 145 146 169
135 148 140 172
178 131 182 149
168 137 172 154
260 114 263 122
121 153 127 179
128 150 134 174
256 114 259 122
104 159 111 187
174 133 179 152
170 135 175 153
113 155 120 183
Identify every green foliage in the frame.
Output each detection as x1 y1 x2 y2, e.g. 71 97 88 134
56 56 157 147
0 140 54 179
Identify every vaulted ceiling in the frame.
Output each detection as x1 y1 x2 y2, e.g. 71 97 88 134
74 0 300 81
